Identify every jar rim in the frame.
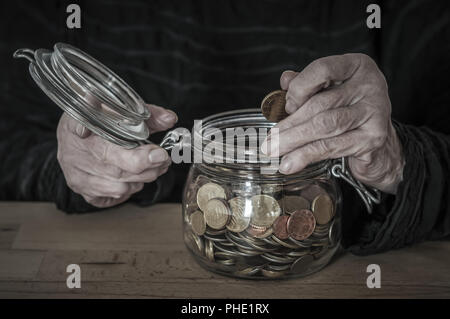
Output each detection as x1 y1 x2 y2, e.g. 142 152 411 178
192 108 331 179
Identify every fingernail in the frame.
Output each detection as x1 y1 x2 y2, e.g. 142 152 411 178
162 111 178 123
285 99 297 114
280 160 292 173
149 148 168 163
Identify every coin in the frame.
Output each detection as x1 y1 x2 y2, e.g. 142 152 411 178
311 194 335 225
190 210 206 236
261 90 289 122
287 209 316 241
235 266 261 277
261 252 295 264
250 194 281 227
290 255 314 274
246 224 273 238
271 234 299 249
204 198 231 230
205 228 227 236
194 174 210 188
261 268 286 278
254 227 273 239
279 195 310 214
267 264 291 271
205 239 215 262
328 219 341 246
272 215 290 240
196 182 227 211
184 230 204 254
261 184 283 195
301 184 326 202
227 197 251 233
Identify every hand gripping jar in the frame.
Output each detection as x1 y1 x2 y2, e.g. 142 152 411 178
181 109 380 279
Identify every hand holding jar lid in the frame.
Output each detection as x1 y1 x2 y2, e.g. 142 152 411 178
14 44 178 208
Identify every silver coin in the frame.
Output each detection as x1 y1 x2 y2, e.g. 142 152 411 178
196 182 227 212
205 239 215 262
290 255 314 274
328 219 341 246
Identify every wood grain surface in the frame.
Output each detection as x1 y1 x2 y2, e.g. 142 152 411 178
0 202 449 298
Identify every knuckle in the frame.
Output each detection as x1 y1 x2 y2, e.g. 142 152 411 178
126 155 147 174
312 57 330 74
131 182 145 193
146 170 159 182
359 82 379 96
368 128 388 148
314 139 330 155
111 183 129 197
313 113 336 134
355 53 372 64
108 166 124 179
100 142 111 163
287 81 303 102
309 95 328 113
372 133 388 148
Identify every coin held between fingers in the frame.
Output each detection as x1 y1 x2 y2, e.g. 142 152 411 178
261 90 289 122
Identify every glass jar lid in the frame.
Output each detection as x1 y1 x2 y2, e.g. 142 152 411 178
13 43 149 148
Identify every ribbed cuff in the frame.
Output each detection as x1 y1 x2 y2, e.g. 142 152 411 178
347 121 427 255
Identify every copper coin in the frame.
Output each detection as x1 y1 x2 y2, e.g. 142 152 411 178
311 194 335 225
261 90 289 122
272 215 290 240
301 184 326 202
279 195 310 214
246 224 271 238
287 209 316 241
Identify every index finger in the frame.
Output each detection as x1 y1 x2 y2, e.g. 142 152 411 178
284 53 363 113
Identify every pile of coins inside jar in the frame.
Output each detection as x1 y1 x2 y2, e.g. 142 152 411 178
183 174 342 279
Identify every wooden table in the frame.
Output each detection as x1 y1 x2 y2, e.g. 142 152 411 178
0 202 449 298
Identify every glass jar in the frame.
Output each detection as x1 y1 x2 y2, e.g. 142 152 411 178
182 109 343 279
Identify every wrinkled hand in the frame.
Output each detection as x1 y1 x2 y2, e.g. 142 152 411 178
57 104 177 208
262 54 405 194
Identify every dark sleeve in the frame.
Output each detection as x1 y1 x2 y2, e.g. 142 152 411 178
342 0 450 254
343 122 450 255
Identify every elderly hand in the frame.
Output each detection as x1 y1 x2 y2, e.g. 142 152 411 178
261 54 405 194
57 104 177 208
